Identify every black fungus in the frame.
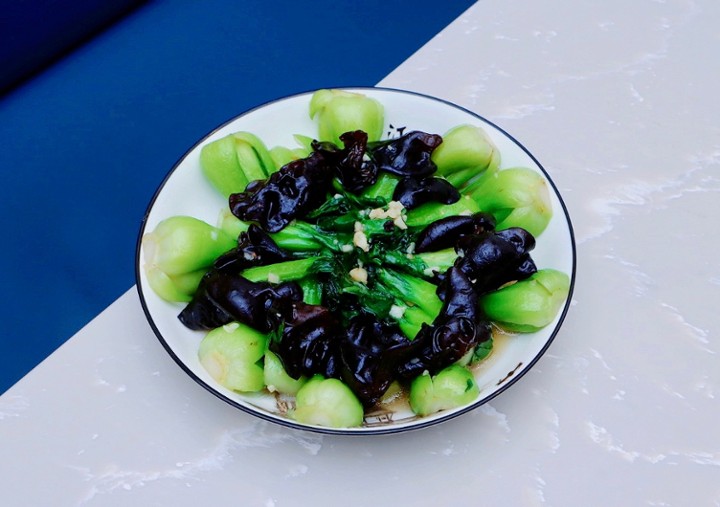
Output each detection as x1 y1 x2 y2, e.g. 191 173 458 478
213 224 292 272
451 227 537 295
392 176 460 210
313 131 378 194
229 151 332 232
414 212 496 253
396 267 490 378
369 130 442 177
178 270 302 332
176 281 234 331
273 302 343 379
339 314 410 407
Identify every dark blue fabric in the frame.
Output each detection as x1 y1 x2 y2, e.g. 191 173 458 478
0 0 147 94
0 0 474 393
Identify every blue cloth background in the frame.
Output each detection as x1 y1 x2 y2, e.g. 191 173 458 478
0 0 474 394
0 0 147 94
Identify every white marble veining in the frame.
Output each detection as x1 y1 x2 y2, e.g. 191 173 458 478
2 1 719 505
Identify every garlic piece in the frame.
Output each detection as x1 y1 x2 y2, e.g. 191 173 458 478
349 266 368 284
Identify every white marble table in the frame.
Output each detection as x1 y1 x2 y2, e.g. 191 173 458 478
3 1 718 505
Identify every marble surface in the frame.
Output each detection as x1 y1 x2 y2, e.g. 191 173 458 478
2 0 719 505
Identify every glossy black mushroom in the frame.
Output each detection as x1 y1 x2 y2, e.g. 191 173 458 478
213 224 292 272
414 212 496 253
392 176 460 210
339 314 409 407
229 151 333 232
178 270 302 332
313 130 379 194
396 267 491 378
273 302 343 379
369 130 442 178
451 227 537 295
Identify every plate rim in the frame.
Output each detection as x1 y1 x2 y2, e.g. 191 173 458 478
134 85 577 436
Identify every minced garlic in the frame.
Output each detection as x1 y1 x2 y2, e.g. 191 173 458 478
386 200 404 219
353 222 370 252
349 266 368 284
368 208 386 219
389 304 406 319
367 200 405 222
393 216 408 230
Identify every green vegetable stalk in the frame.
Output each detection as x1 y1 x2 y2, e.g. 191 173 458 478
292 134 315 153
405 195 480 228
198 321 268 392
264 350 307 396
409 364 479 416
414 248 458 275
380 248 457 280
431 124 501 188
376 267 443 319
241 257 322 283
360 172 398 202
218 210 343 253
298 277 323 305
471 338 494 363
293 375 365 428
268 145 309 169
267 221 341 252
217 208 248 238
479 269 570 332
200 131 276 197
391 304 432 340
465 167 553 237
309 89 385 145
144 267 207 304
143 216 236 302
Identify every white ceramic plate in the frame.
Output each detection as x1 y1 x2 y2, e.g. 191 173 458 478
136 87 576 435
